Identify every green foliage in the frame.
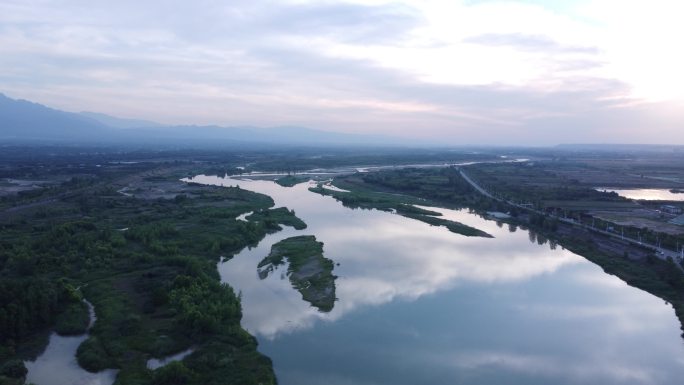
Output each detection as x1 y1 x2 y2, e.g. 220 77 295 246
258 236 336 312
466 162 630 205
182 341 276 385
0 360 26 379
403 213 492 237
395 204 441 216
125 222 179 245
0 174 283 384
529 214 558 232
153 361 194 385
309 170 490 237
0 279 78 343
360 167 475 199
54 301 90 335
168 276 241 335
274 175 308 187
246 207 307 231
76 336 114 372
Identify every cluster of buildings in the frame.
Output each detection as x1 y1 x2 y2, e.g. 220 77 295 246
661 204 683 215
662 205 684 225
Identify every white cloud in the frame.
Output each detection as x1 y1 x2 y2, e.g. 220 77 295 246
0 0 683 144
577 0 684 101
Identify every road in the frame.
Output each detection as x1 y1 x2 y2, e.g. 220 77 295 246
459 169 495 199
459 169 683 262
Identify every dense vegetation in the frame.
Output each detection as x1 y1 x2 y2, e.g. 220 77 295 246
0 279 84 348
0 161 302 384
274 175 308 187
3 145 684 384
258 235 336 312
246 207 307 231
465 162 629 205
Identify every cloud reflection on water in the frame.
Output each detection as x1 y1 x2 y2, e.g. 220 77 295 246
194 174 684 385
442 350 657 384
195 175 584 338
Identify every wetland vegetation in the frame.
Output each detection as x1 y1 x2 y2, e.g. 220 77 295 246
245 207 307 231
0 150 296 385
274 175 309 187
258 235 336 312
309 174 492 238
3 145 684 385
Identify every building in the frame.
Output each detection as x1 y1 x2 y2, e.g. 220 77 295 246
661 205 682 215
670 214 684 226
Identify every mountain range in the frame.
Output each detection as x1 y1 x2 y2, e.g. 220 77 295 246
0 93 405 147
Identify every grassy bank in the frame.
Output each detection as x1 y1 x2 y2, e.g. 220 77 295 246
246 207 307 231
275 175 309 187
309 181 491 238
258 235 336 312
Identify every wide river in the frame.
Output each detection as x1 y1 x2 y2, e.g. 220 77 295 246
193 175 684 385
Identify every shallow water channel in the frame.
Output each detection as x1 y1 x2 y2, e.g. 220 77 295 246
190 174 684 385
24 301 117 385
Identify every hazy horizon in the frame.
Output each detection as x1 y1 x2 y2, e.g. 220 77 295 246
2 0 683 145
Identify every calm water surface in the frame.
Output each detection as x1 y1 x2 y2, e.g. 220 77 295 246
190 175 684 385
25 301 117 385
597 188 684 201
146 348 195 370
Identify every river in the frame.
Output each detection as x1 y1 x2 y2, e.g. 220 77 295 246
24 301 117 385
188 174 684 385
597 188 684 202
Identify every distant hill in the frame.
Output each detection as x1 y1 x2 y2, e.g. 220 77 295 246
79 111 163 129
0 93 408 147
556 144 684 153
0 93 113 142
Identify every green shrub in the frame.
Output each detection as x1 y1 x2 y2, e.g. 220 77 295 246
55 301 90 335
76 337 114 372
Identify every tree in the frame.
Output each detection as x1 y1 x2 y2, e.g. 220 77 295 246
153 361 193 385
0 359 28 379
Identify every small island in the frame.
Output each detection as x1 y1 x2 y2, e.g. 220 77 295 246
309 185 492 238
402 213 493 237
275 175 309 187
258 236 336 312
246 207 307 231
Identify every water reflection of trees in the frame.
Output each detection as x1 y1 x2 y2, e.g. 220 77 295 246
549 239 558 250
526 228 560 251
536 233 548 246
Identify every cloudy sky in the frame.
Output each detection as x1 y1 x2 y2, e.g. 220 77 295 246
1 0 683 145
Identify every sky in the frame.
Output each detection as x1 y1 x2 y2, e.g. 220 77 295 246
1 0 683 145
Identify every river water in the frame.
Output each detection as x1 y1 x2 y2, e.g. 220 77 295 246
188 174 684 385
24 301 117 385
597 188 684 202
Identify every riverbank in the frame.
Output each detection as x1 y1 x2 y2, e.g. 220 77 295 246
327 167 684 336
308 183 492 238
0 165 304 384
